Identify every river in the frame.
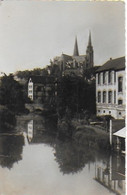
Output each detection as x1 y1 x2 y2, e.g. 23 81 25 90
0 116 125 195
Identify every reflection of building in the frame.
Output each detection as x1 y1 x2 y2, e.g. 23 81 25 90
51 32 94 76
95 155 125 195
27 120 34 142
28 76 56 103
113 127 125 154
27 119 46 143
96 57 125 119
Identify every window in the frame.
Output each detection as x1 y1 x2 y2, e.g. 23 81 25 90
98 91 101 103
114 91 116 104
29 85 32 89
98 110 100 113
109 111 111 114
108 91 112 103
119 112 121 115
108 71 112 83
98 73 101 85
118 77 123 92
114 71 116 83
103 91 106 103
118 99 123 105
29 90 32 94
103 110 105 113
103 72 106 84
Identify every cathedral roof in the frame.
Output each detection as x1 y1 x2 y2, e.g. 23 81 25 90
96 56 125 73
60 53 73 61
72 55 86 63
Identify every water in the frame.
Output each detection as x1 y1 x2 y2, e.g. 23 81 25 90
0 117 125 195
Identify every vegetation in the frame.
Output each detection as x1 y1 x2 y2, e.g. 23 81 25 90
57 74 96 119
0 74 29 114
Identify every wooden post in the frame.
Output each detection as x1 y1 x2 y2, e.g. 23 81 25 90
109 119 112 146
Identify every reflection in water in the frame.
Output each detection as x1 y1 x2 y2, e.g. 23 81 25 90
0 134 24 169
54 141 95 174
0 117 124 195
95 154 125 195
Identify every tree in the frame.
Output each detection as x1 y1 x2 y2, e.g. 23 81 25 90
0 74 27 113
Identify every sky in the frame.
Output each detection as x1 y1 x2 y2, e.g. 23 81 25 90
0 1 125 74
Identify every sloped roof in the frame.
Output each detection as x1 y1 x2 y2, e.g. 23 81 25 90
96 57 125 73
61 54 72 62
29 76 55 84
113 127 126 138
72 55 86 63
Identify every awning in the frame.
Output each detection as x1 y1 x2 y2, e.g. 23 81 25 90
113 127 126 138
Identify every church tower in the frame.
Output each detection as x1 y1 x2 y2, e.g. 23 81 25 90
73 36 79 56
86 31 94 68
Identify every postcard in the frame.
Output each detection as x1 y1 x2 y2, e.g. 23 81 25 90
0 1 125 195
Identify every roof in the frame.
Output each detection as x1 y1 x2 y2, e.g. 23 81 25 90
61 54 72 62
29 76 55 84
113 127 126 138
96 57 125 73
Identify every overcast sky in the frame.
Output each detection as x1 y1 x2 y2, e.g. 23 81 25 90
0 1 125 74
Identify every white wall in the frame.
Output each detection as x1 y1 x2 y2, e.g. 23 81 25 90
96 69 125 119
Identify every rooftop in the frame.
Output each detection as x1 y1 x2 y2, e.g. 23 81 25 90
96 56 125 73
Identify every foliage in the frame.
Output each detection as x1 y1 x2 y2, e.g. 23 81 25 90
57 75 96 118
0 74 27 113
0 107 16 130
15 68 48 79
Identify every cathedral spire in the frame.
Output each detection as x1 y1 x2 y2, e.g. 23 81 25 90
86 31 94 68
73 36 79 56
88 30 92 46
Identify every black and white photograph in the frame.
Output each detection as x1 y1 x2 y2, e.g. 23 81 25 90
0 1 125 195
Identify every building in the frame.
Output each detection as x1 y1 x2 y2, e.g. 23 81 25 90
96 56 125 119
95 154 125 195
28 76 56 103
50 32 94 76
113 127 125 153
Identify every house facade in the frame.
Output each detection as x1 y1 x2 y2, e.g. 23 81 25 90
96 57 125 119
28 76 56 104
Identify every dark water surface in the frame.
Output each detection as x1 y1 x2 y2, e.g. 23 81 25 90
0 117 125 195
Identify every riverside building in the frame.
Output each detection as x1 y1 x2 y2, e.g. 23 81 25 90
96 57 125 119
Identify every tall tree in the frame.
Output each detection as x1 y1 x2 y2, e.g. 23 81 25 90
0 74 27 113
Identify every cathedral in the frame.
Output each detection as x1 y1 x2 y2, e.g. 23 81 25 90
50 32 94 76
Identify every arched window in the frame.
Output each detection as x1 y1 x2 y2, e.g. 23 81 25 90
118 77 123 92
103 91 106 103
108 91 112 103
118 99 123 105
98 91 101 103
